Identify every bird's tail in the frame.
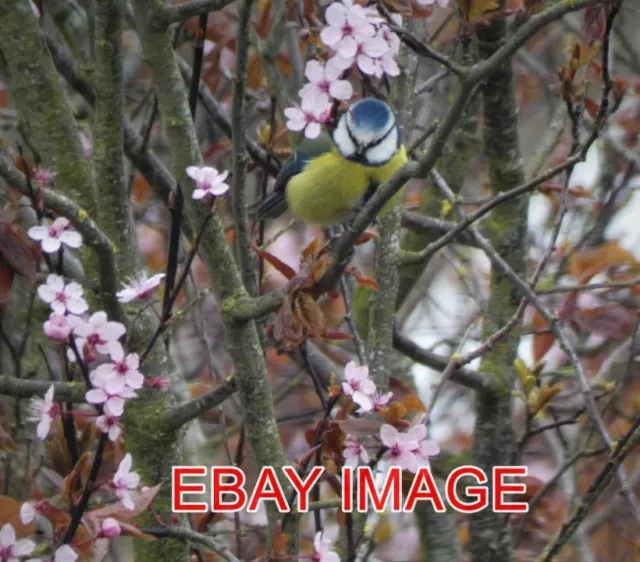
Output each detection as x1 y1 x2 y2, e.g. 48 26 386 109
255 191 288 221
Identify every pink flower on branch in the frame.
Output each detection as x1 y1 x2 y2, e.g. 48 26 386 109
111 453 141 511
313 531 340 562
379 424 439 473
37 274 88 316
93 343 144 393
28 217 82 254
116 273 165 304
54 544 78 562
27 385 60 440
99 518 121 539
186 166 230 200
299 58 353 107
342 361 376 411
96 415 122 442
0 523 35 562
68 311 126 359
284 98 332 139
43 313 73 342
343 435 369 468
86 372 137 418
320 0 374 59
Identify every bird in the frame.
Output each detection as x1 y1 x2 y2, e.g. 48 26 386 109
256 97 408 227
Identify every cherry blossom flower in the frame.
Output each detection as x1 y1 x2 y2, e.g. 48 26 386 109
28 217 82 254
320 0 374 59
313 531 339 562
99 518 121 539
96 415 122 442
54 544 78 562
27 385 60 440
67 312 126 361
299 59 353 107
19 502 39 525
416 0 449 7
43 313 73 342
37 274 88 316
379 424 421 472
343 436 369 468
146 376 169 391
33 167 56 186
92 344 144 393
331 34 390 76
111 454 140 511
284 97 332 139
185 166 230 200
406 424 440 467
0 523 35 562
342 361 376 411
371 391 393 410
116 273 165 304
86 372 137 418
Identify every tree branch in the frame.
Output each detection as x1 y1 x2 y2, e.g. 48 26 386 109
0 376 86 402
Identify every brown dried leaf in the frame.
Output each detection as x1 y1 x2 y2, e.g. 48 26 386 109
0 223 38 286
0 496 36 536
85 484 161 522
345 265 379 291
254 246 296 279
62 450 92 504
379 401 408 425
402 394 427 413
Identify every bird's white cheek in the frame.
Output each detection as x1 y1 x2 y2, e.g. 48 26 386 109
333 121 357 159
365 129 398 165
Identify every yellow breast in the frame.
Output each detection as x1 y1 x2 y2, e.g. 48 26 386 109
286 146 409 226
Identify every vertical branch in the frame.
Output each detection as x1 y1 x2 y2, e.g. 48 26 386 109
94 0 141 319
469 5 528 562
132 0 289 539
231 0 258 296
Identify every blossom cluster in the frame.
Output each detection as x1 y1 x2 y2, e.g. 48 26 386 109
339 361 440 473
0 523 78 562
285 0 404 138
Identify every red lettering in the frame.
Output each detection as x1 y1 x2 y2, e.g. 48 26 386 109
445 466 488 513
357 466 402 513
283 466 324 512
247 467 289 513
172 466 207 513
403 467 446 512
493 466 528 513
342 467 353 512
211 467 248 512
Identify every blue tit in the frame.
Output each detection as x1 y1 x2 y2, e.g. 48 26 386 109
256 97 408 226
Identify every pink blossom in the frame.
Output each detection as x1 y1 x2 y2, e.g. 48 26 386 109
37 274 88 316
33 167 56 186
313 531 339 562
27 385 60 440
28 217 82 254
342 361 376 411
146 376 169 391
86 371 137 418
343 436 369 468
19 502 40 525
99 518 121 538
379 424 420 472
416 0 449 7
43 313 73 342
93 344 144 393
299 59 353 107
331 34 390 76
371 391 393 410
284 97 332 139
54 544 78 562
67 312 126 360
320 0 375 59
95 415 122 442
116 273 165 304
111 454 140 511
379 424 439 472
185 166 230 200
0 523 35 562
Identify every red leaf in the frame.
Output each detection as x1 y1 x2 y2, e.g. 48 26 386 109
582 5 606 46
324 328 353 341
254 246 296 280
0 224 38 286
345 265 379 291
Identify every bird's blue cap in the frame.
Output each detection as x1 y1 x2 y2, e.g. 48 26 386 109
349 98 393 131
